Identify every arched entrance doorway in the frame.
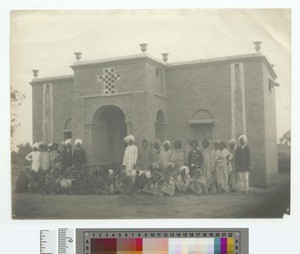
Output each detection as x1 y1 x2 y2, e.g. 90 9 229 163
92 105 127 164
155 110 167 141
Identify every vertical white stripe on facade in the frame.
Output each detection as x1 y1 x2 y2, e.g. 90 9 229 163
231 63 246 139
239 63 247 135
230 63 236 139
42 83 53 143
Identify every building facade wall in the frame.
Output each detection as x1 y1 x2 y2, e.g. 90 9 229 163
262 63 279 185
31 84 43 143
166 62 232 146
52 80 73 142
31 78 73 144
72 59 146 97
243 59 267 187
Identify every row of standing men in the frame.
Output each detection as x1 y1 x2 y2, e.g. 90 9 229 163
122 134 251 195
25 138 86 175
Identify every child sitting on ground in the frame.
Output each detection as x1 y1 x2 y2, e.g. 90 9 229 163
43 170 60 195
94 172 107 195
175 165 192 193
161 175 176 196
15 168 30 193
135 171 147 194
190 168 209 195
107 169 115 195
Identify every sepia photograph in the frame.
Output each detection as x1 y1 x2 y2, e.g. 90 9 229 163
10 9 291 219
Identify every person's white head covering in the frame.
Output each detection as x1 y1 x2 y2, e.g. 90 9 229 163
65 139 72 146
179 165 189 175
162 140 171 147
228 139 236 145
238 135 248 144
124 135 135 143
33 143 39 149
48 143 53 147
108 169 114 175
75 139 82 145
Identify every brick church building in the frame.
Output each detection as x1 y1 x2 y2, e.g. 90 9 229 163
30 42 279 187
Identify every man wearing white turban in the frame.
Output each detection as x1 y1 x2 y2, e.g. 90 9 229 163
62 139 73 173
25 143 41 172
73 139 86 171
236 135 251 195
123 135 138 177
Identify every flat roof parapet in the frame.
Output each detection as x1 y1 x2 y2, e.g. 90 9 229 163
30 74 74 85
70 53 166 69
30 51 277 84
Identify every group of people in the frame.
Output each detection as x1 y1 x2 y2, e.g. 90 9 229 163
15 134 250 196
122 134 251 196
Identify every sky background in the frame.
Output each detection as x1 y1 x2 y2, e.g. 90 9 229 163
10 9 291 149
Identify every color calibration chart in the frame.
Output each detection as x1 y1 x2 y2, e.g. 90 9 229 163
76 228 248 254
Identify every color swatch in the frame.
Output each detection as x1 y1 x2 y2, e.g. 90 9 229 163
91 237 234 254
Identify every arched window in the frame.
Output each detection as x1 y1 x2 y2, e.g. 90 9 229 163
155 110 167 141
63 118 72 140
189 110 214 142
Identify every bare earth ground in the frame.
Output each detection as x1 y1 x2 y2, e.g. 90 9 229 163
11 172 290 219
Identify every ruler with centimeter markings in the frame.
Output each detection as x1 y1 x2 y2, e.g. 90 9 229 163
58 228 75 254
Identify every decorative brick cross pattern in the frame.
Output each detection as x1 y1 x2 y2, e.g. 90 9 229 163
97 68 121 94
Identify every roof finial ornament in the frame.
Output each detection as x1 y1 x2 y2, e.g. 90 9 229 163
32 69 39 78
162 53 169 63
253 41 262 52
74 52 82 61
139 43 148 53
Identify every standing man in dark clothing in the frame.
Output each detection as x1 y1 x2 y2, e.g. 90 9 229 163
236 135 251 195
62 139 73 175
73 139 86 171
188 139 203 177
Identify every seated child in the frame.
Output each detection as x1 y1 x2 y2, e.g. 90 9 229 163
114 171 126 195
121 175 134 195
175 166 192 193
59 174 74 194
43 171 60 195
107 169 115 195
190 168 209 195
161 176 176 196
94 173 107 195
84 171 96 195
28 170 39 193
142 176 155 195
135 172 147 194
36 168 47 193
153 173 165 197
15 168 29 193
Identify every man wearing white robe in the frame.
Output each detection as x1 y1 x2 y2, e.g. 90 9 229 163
123 135 138 177
25 143 41 172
